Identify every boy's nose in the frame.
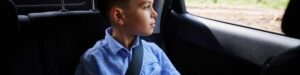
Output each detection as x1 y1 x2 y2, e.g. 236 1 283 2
151 8 157 18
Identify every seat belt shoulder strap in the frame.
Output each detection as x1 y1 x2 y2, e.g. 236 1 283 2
126 39 144 75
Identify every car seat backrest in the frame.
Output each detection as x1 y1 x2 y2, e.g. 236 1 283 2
28 11 109 75
11 15 44 75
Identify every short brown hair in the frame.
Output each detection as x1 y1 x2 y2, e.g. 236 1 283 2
99 0 130 21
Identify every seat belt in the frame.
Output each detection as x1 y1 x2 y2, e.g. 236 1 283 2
125 39 144 75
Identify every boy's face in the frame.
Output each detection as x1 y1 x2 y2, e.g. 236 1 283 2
122 0 157 36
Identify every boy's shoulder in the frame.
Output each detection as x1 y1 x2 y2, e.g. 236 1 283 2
141 39 163 55
141 40 159 48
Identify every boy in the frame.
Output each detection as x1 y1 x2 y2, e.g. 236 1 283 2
75 0 180 75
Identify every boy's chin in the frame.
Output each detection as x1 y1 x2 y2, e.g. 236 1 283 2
139 31 153 36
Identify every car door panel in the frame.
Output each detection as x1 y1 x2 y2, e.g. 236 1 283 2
161 7 300 75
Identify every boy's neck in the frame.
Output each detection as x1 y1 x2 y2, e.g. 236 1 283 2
111 26 135 50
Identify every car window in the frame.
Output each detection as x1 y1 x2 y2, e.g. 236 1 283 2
185 0 290 34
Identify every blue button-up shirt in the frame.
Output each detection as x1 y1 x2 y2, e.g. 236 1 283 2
75 27 180 75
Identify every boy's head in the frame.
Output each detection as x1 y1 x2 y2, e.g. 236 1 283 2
100 0 157 36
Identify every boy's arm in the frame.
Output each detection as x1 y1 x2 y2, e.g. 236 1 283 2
150 43 181 75
75 55 99 75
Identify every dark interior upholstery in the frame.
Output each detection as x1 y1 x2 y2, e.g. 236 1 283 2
1 0 18 75
27 11 109 75
1 0 18 52
0 0 18 34
11 11 109 75
11 15 43 75
260 46 300 75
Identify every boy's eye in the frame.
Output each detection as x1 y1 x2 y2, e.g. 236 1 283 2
143 5 151 9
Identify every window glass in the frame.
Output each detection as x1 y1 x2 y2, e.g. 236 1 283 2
185 0 290 34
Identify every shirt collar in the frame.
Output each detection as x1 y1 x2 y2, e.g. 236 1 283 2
104 27 141 55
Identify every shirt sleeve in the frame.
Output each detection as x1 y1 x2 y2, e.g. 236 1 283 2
149 43 181 75
74 54 99 75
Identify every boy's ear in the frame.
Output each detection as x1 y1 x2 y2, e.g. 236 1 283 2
110 7 125 26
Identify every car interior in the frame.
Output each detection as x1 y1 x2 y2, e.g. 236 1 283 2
4 0 300 75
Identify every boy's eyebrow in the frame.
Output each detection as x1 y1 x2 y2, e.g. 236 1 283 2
139 0 153 5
